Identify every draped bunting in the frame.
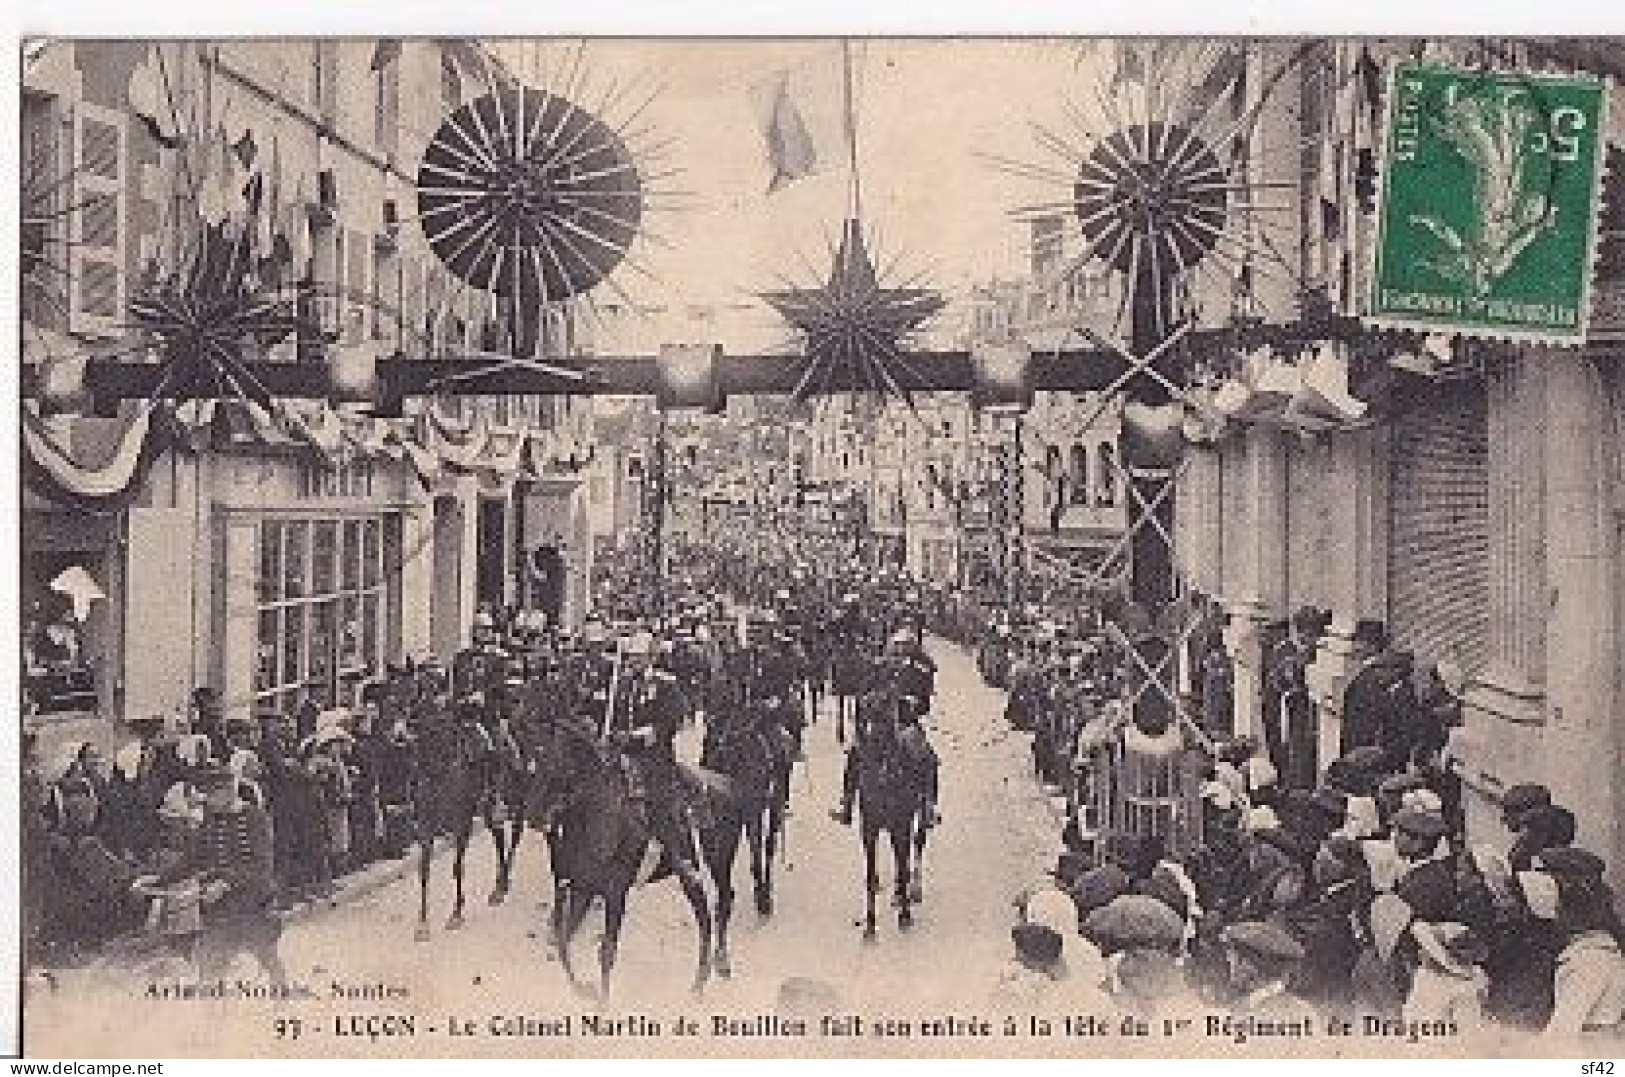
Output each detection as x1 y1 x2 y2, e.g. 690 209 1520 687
27 371 585 503
22 405 165 513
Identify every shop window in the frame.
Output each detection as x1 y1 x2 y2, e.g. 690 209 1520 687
255 515 390 714
1043 445 1063 505
372 241 395 343
23 554 102 716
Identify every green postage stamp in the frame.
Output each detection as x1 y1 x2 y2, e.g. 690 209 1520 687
1370 60 1610 344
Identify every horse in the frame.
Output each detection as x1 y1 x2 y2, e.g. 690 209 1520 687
848 697 931 939
697 695 790 978
386 665 521 942
528 717 717 1000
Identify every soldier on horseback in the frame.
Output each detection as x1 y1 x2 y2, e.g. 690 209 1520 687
829 651 940 830
606 631 706 893
889 624 938 726
746 610 806 771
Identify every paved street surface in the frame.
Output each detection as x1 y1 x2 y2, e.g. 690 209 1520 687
29 638 1066 1056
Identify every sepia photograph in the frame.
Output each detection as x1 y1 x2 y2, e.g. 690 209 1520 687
12 31 1625 1060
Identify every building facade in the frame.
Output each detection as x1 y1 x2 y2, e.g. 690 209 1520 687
22 40 598 755
1169 39 1625 890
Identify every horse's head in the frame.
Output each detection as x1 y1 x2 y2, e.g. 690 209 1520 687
528 718 604 825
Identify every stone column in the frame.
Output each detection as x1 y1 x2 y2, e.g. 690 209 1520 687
454 475 481 650
1306 422 1389 766
1536 350 1619 878
1481 353 1548 701
1178 444 1224 599
1456 352 1562 838
1223 600 1269 741
1226 426 1288 738
1176 444 1224 698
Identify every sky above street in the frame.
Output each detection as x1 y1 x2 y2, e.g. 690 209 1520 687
495 39 1096 351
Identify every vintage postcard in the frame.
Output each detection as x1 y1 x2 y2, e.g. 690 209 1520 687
14 35 1625 1060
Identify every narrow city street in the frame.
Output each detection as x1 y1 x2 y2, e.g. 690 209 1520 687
29 637 1066 1056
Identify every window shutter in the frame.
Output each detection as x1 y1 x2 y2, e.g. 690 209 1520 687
69 103 127 337
1387 380 1491 674
345 225 369 343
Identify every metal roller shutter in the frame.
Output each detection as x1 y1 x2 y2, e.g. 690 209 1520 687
1387 378 1491 672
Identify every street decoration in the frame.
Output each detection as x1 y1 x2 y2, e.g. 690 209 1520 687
415 84 643 309
1369 61 1608 344
758 43 946 405
127 221 307 412
762 218 945 404
991 41 1324 743
1071 121 1228 304
21 405 164 514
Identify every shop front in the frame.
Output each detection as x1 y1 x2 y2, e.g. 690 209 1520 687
211 451 433 722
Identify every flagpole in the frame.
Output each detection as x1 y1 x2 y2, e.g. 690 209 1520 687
841 38 861 221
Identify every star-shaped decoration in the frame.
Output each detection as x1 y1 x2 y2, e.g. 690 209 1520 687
761 218 943 404
128 221 308 411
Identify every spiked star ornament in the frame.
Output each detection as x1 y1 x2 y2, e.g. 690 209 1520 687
989 41 1316 334
128 222 308 410
761 218 944 403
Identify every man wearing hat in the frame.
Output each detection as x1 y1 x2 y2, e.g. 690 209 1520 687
568 621 618 721
1501 783 1556 871
156 761 287 984
829 655 939 829
746 609 807 764
1359 806 1450 897
1220 920 1313 1021
888 626 937 725
1339 620 1412 765
608 631 706 893
113 714 184 862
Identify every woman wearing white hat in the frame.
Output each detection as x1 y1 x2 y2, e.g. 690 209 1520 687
990 885 1112 1017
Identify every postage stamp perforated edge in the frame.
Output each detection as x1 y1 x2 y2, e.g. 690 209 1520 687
1363 59 1614 349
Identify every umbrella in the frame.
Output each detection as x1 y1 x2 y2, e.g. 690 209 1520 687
49 565 105 622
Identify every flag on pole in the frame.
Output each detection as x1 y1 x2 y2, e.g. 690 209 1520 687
749 59 847 194
128 46 184 149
